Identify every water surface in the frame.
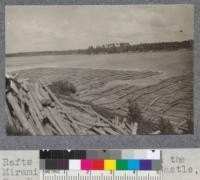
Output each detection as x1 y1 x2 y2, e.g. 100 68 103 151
6 50 192 82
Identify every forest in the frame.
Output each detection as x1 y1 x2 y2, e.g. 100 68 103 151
6 40 193 57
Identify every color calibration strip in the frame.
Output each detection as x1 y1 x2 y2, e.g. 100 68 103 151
40 150 160 160
40 159 161 170
40 150 161 171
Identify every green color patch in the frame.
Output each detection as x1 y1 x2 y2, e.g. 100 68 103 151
116 160 128 170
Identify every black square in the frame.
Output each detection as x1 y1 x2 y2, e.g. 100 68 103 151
63 150 75 159
51 150 64 159
74 150 86 159
40 150 52 159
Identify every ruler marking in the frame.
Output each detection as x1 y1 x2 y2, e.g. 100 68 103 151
41 171 162 180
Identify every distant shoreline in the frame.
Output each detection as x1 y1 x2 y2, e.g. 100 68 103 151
6 40 193 58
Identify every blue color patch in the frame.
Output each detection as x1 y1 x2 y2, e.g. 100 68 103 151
128 160 140 170
140 160 152 170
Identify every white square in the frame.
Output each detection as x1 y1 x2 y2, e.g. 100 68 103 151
134 150 146 159
146 150 160 160
69 160 81 170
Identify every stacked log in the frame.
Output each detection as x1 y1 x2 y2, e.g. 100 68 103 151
6 74 130 135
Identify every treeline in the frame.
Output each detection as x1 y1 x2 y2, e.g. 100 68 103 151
6 40 193 57
83 40 193 54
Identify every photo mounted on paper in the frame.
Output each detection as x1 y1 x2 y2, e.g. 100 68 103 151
5 5 194 135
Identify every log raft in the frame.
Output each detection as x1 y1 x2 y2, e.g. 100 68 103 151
6 71 190 135
5 74 130 135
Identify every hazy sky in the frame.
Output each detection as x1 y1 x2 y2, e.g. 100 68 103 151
5 5 193 53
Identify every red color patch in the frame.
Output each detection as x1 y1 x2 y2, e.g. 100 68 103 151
92 160 104 170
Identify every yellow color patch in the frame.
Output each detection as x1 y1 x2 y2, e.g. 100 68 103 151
104 160 116 170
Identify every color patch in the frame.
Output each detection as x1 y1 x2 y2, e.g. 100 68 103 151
128 160 140 170
121 150 134 159
63 151 75 159
107 150 121 159
92 160 104 170
40 150 52 159
134 150 146 159
116 160 128 170
45 160 56 170
69 160 81 170
74 150 87 159
104 160 116 170
52 150 64 159
81 160 92 170
140 160 152 170
57 160 69 170
146 150 160 160
40 159 45 169
152 160 162 170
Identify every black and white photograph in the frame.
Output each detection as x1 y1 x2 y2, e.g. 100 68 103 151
5 5 193 136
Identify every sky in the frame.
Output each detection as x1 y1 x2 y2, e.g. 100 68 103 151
5 5 194 53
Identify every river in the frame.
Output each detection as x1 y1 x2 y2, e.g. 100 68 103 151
6 49 192 81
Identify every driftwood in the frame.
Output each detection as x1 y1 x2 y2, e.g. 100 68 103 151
131 122 138 135
92 127 108 135
150 130 161 135
5 101 15 128
104 127 120 135
7 91 36 135
6 74 136 135
24 97 45 135
6 76 188 135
